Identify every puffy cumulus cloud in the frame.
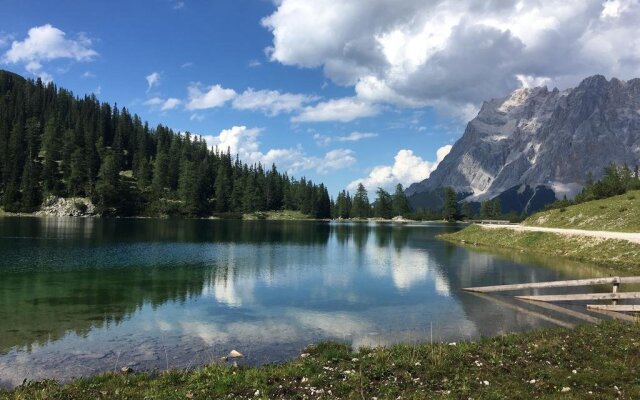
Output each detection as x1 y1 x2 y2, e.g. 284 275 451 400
232 88 319 116
292 97 378 123
145 72 160 91
202 126 355 175
263 0 640 118
348 145 452 193
186 83 237 110
2 24 97 82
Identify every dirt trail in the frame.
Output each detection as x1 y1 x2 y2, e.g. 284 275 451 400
479 224 640 244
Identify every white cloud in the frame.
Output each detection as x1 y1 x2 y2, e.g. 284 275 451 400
263 0 640 119
2 24 97 82
317 149 357 174
248 59 262 67
181 61 193 68
173 1 185 9
232 88 318 116
82 71 95 78
292 97 378 123
143 97 164 106
314 131 377 146
347 145 452 193
145 72 160 91
143 96 181 111
190 113 205 121
186 83 237 110
202 125 355 175
161 97 181 111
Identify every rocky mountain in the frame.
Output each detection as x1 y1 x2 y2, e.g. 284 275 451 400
407 75 640 213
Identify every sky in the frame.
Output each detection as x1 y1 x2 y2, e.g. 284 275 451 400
1 0 639 197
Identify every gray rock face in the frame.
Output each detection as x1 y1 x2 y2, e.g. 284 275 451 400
406 75 640 201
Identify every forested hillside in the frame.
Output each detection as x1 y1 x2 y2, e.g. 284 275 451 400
0 70 331 217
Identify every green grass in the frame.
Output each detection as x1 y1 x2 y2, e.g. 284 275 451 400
440 225 640 273
242 210 315 220
524 190 640 232
2 320 639 399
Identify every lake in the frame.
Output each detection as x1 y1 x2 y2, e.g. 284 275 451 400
0 217 609 388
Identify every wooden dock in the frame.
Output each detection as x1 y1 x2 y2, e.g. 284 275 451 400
462 276 640 322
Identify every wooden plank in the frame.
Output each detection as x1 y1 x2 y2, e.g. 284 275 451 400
589 309 639 323
587 305 640 312
515 292 640 302
517 298 600 323
462 276 640 293
465 292 575 328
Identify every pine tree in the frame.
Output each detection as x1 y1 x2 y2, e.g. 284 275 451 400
461 201 472 220
480 200 491 219
215 161 231 212
3 121 26 211
374 188 393 219
94 151 120 211
41 116 61 194
391 183 411 216
352 183 370 218
491 198 502 218
67 148 88 197
441 187 458 221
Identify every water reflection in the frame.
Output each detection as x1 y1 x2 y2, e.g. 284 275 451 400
0 217 615 387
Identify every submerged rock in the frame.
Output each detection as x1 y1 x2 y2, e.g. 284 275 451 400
228 350 243 358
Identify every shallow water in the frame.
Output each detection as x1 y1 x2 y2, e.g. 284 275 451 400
0 217 609 387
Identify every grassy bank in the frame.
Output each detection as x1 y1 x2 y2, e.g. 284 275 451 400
525 190 640 232
2 320 639 399
440 225 640 273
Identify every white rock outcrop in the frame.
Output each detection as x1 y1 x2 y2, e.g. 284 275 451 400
35 196 97 217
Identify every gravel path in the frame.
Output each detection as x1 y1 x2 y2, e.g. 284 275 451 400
479 224 640 244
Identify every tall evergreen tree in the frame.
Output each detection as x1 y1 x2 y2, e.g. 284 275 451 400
352 183 371 218
461 201 472 220
391 183 411 216
94 151 120 211
374 188 393 219
441 187 458 221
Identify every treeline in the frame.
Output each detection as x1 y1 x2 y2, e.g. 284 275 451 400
0 70 331 217
333 183 411 219
545 163 640 211
441 187 522 222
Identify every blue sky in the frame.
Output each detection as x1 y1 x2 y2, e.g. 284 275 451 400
1 0 637 196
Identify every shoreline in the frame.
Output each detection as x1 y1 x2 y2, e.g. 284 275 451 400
0 211 455 224
2 320 638 398
439 224 640 273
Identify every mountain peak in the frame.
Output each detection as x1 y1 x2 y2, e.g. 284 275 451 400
578 74 609 88
407 75 640 213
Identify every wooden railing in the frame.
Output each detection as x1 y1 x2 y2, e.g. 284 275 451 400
462 276 640 320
